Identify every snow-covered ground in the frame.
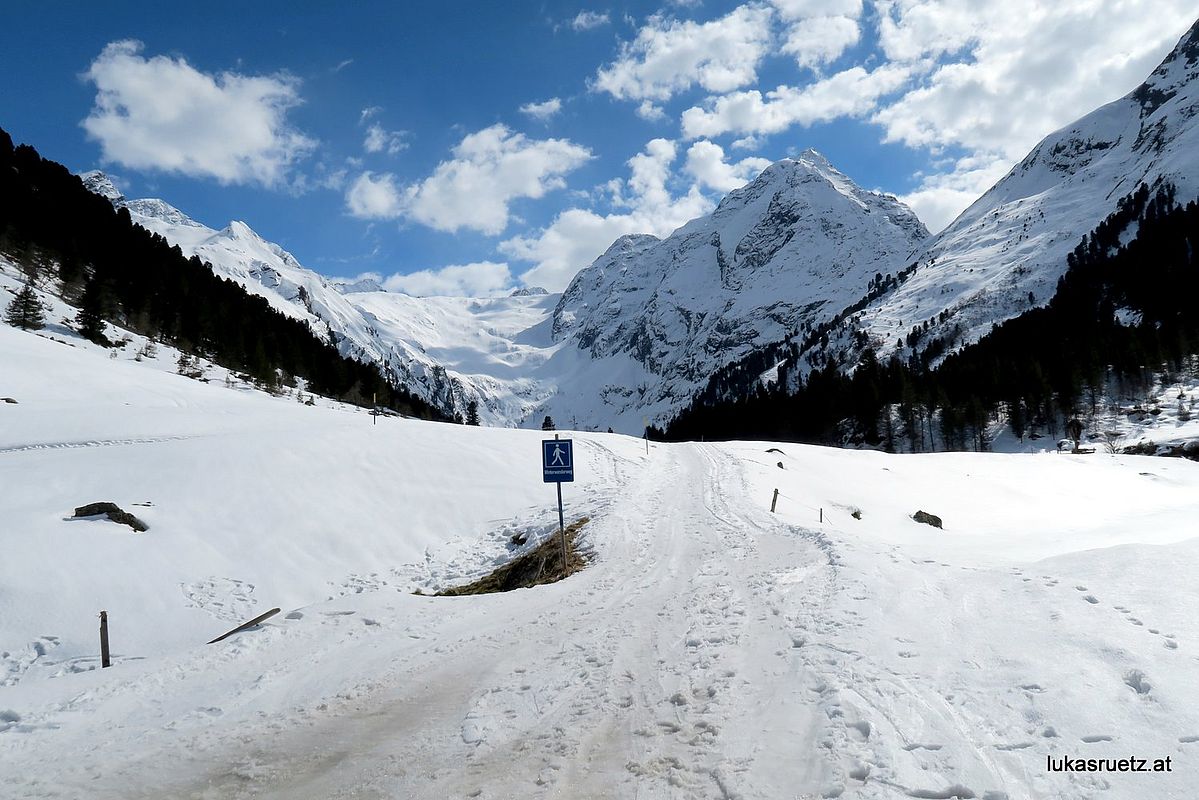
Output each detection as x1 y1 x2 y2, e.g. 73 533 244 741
3 293 1199 799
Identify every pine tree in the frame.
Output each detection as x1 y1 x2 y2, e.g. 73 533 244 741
541 415 555 431
75 277 107 344
4 283 46 330
465 399 480 426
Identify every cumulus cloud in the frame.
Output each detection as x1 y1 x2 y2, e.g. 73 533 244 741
345 171 403 218
570 11 611 31
780 15 861 68
681 63 911 139
868 0 1197 226
592 5 774 101
872 1 1196 160
898 154 1013 233
500 138 713 291
363 124 408 155
684 140 772 192
770 0 862 19
344 124 591 235
636 100 668 122
380 261 514 297
519 97 563 121
82 40 314 187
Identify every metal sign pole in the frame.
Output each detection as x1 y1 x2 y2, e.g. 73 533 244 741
555 434 567 567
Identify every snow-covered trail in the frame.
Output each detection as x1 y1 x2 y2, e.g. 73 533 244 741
137 442 836 800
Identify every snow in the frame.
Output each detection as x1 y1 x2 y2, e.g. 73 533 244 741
3 272 1199 799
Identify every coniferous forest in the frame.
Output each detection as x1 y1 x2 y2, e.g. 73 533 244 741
663 184 1199 450
0 127 447 421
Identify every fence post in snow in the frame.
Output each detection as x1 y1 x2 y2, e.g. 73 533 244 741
771 488 779 513
99 610 111 668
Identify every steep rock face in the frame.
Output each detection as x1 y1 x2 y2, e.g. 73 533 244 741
832 18 1199 368
542 150 927 430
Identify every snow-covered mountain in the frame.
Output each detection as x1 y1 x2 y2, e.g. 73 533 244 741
540 150 927 429
821 18 1199 370
81 150 927 432
80 171 559 425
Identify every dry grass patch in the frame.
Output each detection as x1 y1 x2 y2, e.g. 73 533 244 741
436 517 590 596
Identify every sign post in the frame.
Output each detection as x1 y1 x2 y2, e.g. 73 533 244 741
542 434 575 568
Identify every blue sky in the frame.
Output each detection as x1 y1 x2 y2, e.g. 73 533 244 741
1 2 1195 294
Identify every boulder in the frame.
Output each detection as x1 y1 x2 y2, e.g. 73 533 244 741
912 510 943 529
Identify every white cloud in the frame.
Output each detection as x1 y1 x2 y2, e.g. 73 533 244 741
380 261 513 297
344 125 591 235
592 5 774 101
636 100 668 122
770 0 861 20
501 138 713 291
82 40 315 187
405 125 591 234
519 97 563 121
872 1 1197 160
345 171 403 218
684 140 772 192
898 154 1013 233
681 63 911 138
363 123 408 155
780 15 860 68
570 11 611 31
868 0 1197 226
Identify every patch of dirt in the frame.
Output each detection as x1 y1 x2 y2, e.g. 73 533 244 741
436 517 590 596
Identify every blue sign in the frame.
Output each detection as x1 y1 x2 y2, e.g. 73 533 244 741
542 439 574 482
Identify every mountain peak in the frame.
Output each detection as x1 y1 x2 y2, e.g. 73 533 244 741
79 171 124 203
223 220 263 241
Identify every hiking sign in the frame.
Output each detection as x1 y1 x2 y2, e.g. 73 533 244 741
542 438 574 482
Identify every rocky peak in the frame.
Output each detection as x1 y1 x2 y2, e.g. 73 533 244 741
79 171 123 203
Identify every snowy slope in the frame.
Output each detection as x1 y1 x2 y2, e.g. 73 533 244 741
543 150 928 430
2 312 1198 799
832 18 1199 367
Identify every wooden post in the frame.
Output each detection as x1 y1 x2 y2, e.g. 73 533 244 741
372 392 377 425
555 433 567 570
819 507 823 523
770 488 779 513
99 610 111 668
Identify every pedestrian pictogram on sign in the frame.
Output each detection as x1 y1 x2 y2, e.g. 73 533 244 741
543 438 574 482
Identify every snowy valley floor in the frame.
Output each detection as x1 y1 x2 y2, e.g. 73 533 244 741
2 323 1199 799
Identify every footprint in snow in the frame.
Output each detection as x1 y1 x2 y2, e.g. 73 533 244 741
1081 735 1114 743
1083 595 1099 604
